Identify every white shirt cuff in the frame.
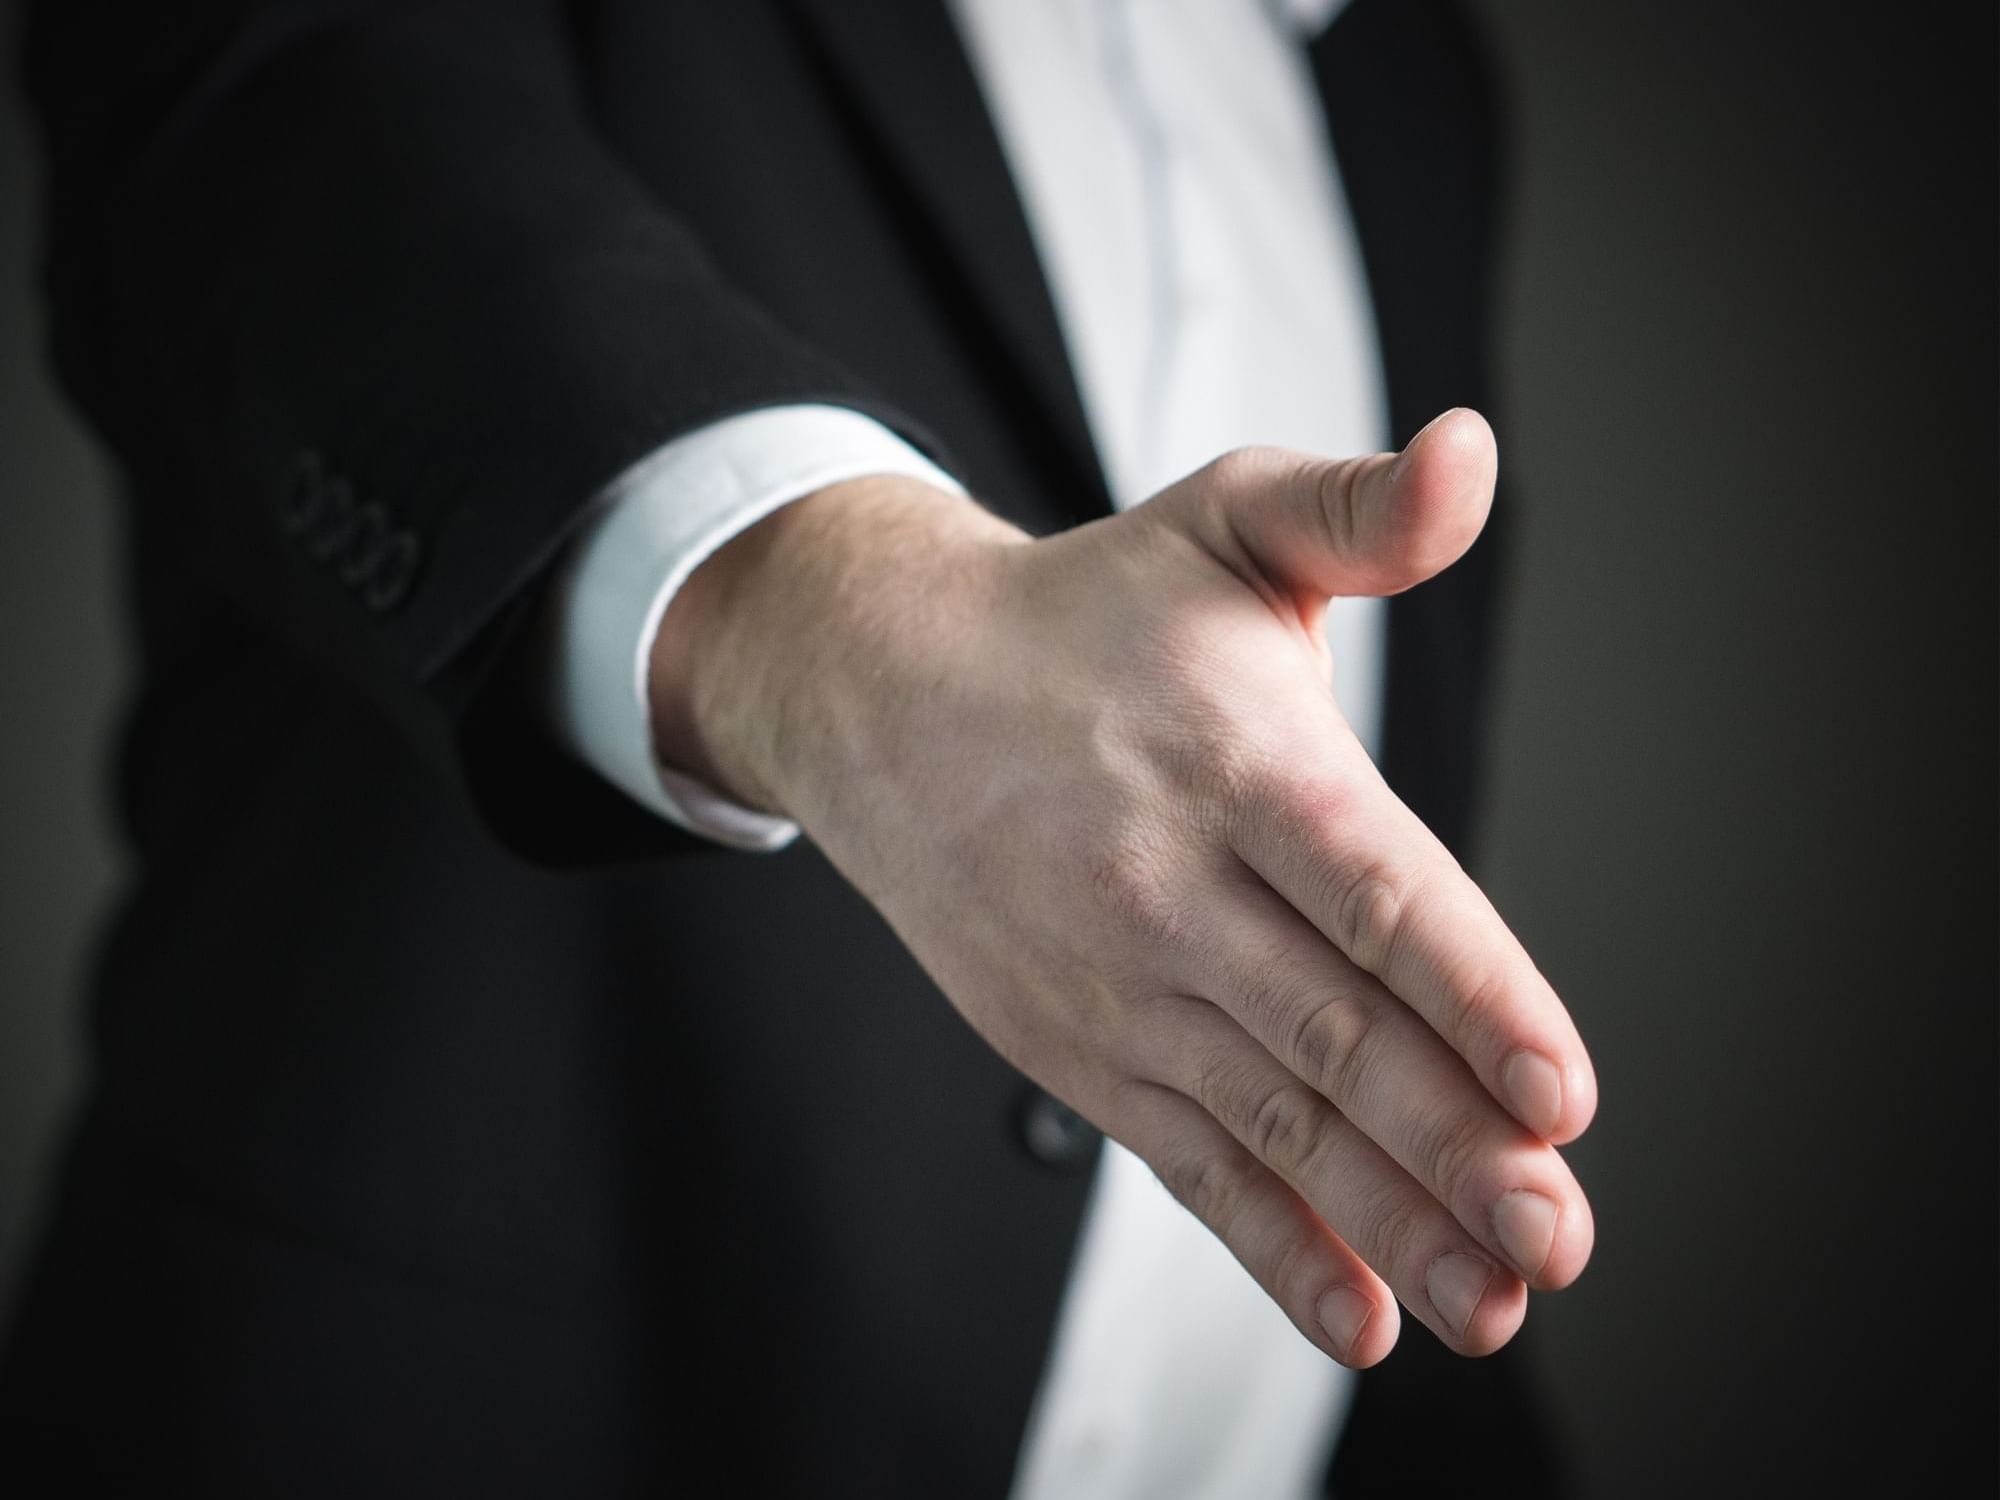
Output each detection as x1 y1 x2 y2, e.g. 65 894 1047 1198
539 403 964 851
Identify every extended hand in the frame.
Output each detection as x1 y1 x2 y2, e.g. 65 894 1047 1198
655 408 1595 1367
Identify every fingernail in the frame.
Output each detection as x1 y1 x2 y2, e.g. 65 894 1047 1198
1317 1285 1374 1361
1503 1050 1564 1138
1492 1190 1559 1279
1425 1253 1495 1340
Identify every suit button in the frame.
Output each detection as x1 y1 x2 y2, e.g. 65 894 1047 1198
279 450 328 534
1017 1086 1100 1173
361 529 422 613
306 478 358 560
337 501 390 585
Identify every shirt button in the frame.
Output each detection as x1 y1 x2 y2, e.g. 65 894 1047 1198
1016 1086 1100 1173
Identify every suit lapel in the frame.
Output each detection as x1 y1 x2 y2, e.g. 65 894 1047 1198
783 0 1109 515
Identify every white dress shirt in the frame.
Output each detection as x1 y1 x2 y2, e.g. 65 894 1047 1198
539 3 1389 1495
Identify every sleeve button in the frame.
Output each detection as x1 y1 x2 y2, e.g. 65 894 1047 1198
306 478 358 560
337 502 391 585
361 529 422 614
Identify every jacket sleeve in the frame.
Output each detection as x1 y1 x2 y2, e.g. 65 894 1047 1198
21 0 936 862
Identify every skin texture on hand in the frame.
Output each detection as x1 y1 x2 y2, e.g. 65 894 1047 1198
651 409 1596 1368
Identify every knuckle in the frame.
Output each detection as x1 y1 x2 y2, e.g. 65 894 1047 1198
1086 838 1183 951
1162 1146 1249 1238
1224 936 1313 1035
1190 1045 1257 1136
1357 1182 1428 1273
1289 990 1377 1096
1214 757 1344 864
1329 861 1410 971
1186 732 1273 831
1264 1224 1326 1312
1244 1079 1324 1174
1454 965 1514 1031
1313 457 1363 560
1415 1110 1488 1207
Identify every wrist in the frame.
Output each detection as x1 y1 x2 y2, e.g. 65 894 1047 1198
649 473 1024 825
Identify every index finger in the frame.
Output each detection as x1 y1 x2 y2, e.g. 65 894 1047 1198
1226 751 1598 1144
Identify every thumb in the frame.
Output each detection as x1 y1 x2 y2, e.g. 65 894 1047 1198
1197 407 1498 600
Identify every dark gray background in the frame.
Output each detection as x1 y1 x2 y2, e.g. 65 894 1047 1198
2 3 1992 1493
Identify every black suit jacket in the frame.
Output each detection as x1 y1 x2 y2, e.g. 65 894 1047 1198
4 2 1561 1494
